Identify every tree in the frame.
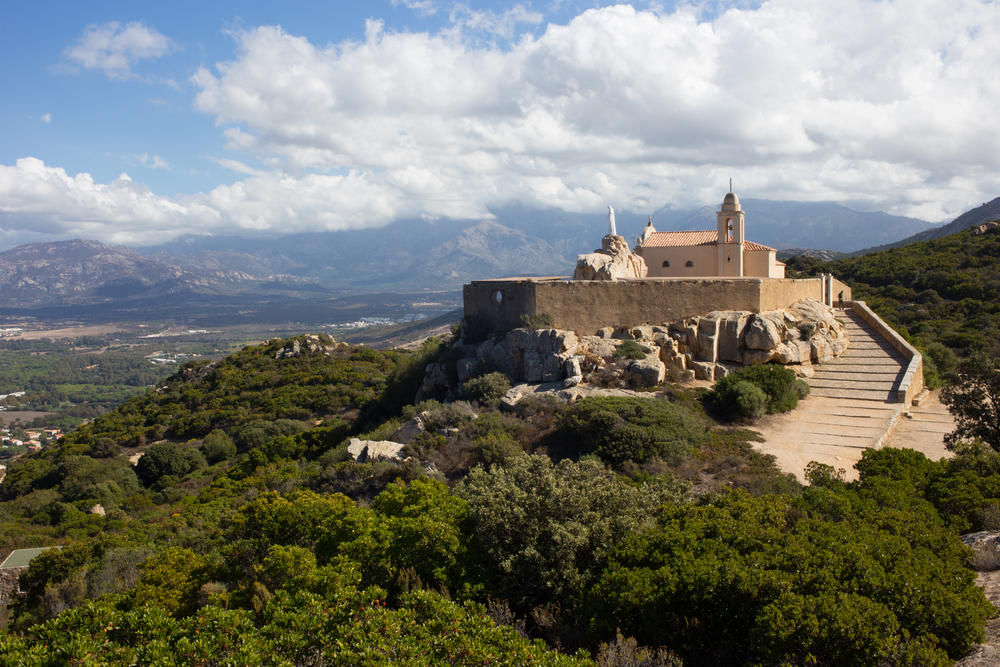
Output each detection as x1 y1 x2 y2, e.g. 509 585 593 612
135 441 203 487
201 429 237 463
942 351 1000 450
458 454 689 611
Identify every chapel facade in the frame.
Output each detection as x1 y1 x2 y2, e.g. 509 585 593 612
635 191 784 279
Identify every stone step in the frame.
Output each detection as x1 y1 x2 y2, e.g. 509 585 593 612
821 357 903 366
812 369 902 380
809 387 899 401
810 380 898 392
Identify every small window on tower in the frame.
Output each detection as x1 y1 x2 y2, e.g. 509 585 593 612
662 260 670 267
685 260 694 267
727 256 731 263
726 218 734 243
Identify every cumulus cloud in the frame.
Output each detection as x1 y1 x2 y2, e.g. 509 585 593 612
188 1 1000 222
64 21 174 80
40 113 51 124
6 1 1000 248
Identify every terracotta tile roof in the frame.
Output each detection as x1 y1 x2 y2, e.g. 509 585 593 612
642 231 717 247
642 231 775 252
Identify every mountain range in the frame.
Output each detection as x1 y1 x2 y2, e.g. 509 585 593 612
2 196 996 323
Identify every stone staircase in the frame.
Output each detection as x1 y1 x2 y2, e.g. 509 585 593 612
750 307 913 479
809 308 908 403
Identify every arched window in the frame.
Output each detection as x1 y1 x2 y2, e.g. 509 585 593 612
662 260 670 267
726 218 734 242
727 256 731 263
685 260 694 267
493 290 503 305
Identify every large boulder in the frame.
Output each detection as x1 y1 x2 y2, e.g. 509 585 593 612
744 314 784 350
628 357 666 387
574 234 648 280
347 439 407 463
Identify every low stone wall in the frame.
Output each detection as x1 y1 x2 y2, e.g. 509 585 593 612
464 276 825 341
847 300 924 405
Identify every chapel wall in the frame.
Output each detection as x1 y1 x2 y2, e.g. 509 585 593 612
464 277 828 340
639 245 717 278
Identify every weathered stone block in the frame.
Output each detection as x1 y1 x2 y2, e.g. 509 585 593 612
690 360 716 381
743 348 776 365
629 357 666 387
456 358 479 382
697 333 718 363
630 325 653 340
718 313 749 363
744 315 782 350
542 354 563 382
698 318 720 336
523 349 543 382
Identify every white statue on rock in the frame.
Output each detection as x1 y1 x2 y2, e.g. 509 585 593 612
573 205 647 280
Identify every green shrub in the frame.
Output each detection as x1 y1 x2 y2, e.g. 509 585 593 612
555 396 707 465
421 401 477 432
731 380 768 420
614 341 649 360
464 372 511 408
135 442 204 487
708 364 805 421
201 430 236 464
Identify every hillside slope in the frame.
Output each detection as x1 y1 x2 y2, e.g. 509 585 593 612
854 196 1000 255
785 224 1000 380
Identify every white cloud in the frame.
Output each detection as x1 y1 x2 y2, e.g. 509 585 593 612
65 21 174 80
6 1 1000 248
40 113 51 124
0 158 219 245
205 156 265 176
138 153 169 170
186 1 1000 223
392 0 440 16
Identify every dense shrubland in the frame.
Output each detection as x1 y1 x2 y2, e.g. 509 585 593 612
0 334 994 664
785 225 1000 385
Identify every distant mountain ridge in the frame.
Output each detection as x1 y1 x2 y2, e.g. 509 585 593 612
852 196 1000 255
0 239 319 309
0 197 965 316
137 199 941 292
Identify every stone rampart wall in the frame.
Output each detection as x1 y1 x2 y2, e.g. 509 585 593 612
464 277 828 340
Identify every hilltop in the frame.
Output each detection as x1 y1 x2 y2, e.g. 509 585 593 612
0 325 997 663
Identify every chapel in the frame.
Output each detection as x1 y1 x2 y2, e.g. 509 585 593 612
635 190 784 278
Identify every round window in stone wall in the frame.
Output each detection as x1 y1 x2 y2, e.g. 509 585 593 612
493 290 503 305
662 260 670 267
685 260 694 267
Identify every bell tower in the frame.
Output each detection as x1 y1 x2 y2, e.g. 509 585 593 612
717 185 745 276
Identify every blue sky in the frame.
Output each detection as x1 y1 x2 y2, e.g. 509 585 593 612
1 0 998 248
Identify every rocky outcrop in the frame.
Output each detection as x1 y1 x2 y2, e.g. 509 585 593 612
274 334 347 359
573 235 648 280
347 438 407 463
435 298 848 392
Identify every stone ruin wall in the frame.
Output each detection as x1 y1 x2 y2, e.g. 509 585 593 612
464 277 843 340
